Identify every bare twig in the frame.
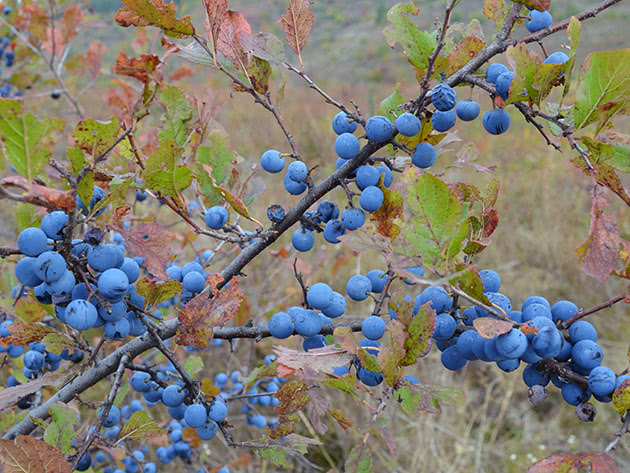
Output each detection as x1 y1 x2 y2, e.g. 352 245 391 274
293 258 309 308
559 294 626 329
605 412 630 452
449 285 515 322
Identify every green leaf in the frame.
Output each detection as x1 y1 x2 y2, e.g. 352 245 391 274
67 146 86 176
73 117 120 156
573 49 630 130
402 173 466 263
77 171 94 213
91 176 134 215
345 446 373 473
136 278 182 308
115 0 196 38
195 129 233 198
483 0 510 30
16 203 40 232
113 384 129 408
505 43 567 106
43 403 77 454
158 86 192 148
183 355 204 377
383 3 436 69
118 411 165 443
247 56 272 95
41 333 75 355
396 385 422 415
144 139 193 196
357 350 380 373
376 83 404 122
322 375 357 396
0 100 64 183
258 448 293 469
450 266 490 305
400 303 435 365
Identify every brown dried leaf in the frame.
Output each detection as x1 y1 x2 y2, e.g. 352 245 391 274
277 0 314 70
306 388 329 435
447 36 485 75
216 11 252 69
270 380 310 439
0 435 71 473
329 408 352 430
170 66 194 81
333 326 358 355
115 0 195 38
473 317 513 339
111 222 174 280
83 41 107 80
176 276 244 348
527 452 620 473
114 51 161 84
0 373 66 412
274 346 354 376
571 157 630 207
61 6 83 46
0 176 75 211
0 321 54 347
106 81 137 127
575 185 620 284
482 208 499 238
369 184 403 240
202 0 228 63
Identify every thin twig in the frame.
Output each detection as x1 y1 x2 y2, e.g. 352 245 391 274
559 294 626 329
449 285 515 322
71 354 129 471
605 412 630 453
293 258 309 308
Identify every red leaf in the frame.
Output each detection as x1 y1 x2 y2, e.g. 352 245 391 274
277 0 314 70
83 41 107 79
202 0 228 65
527 452 620 473
0 435 72 472
106 80 137 127
110 222 174 280
169 66 194 81
115 0 195 38
113 51 161 84
575 185 620 284
482 208 499 238
473 317 513 338
176 276 244 348
0 176 75 211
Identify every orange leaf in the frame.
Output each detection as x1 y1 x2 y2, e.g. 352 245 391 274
176 276 244 348
0 176 75 211
202 0 228 64
83 41 107 80
115 0 195 38
527 452 620 473
216 10 252 70
0 321 54 347
277 0 314 70
110 222 174 280
113 51 161 84
170 66 194 81
0 435 71 472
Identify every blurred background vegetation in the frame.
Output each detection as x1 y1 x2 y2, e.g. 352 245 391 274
2 1 630 472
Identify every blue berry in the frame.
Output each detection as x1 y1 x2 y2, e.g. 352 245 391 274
495 71 514 100
287 161 308 182
98 268 129 302
569 320 597 343
208 400 227 422
395 112 421 137
431 83 457 111
526 10 553 33
307 283 333 310
341 208 365 231
588 366 616 397
362 316 386 340
441 346 467 371
412 142 437 168
346 275 372 301
284 173 307 195
260 150 285 173
335 133 360 160
205 206 228 229
322 292 345 318
551 300 578 323
482 109 510 135
496 328 528 358
34 251 66 283
433 313 456 341
184 404 207 428
88 244 124 272
485 63 509 84
65 299 98 331
356 165 380 190
431 109 456 132
365 116 393 142
292 229 314 252
572 340 603 371
17 227 48 257
183 271 205 293
41 211 68 240
323 220 345 243
359 186 384 212
366 269 388 293
268 312 294 339
455 100 480 121
267 205 285 223
332 112 358 135
294 309 322 337
544 51 569 64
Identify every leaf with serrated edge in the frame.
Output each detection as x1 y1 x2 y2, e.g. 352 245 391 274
117 411 165 444
277 0 313 70
115 0 195 38
0 435 72 473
